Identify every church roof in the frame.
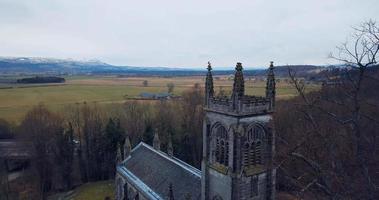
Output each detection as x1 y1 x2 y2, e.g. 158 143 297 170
0 140 33 159
117 142 201 200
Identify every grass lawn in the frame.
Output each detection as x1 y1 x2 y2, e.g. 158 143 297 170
48 180 114 200
74 180 115 200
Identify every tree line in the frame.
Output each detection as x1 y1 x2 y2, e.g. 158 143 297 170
0 83 203 199
17 76 65 84
275 20 379 199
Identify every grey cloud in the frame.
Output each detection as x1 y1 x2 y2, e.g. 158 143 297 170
0 0 378 68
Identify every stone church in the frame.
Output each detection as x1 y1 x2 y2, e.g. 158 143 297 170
116 62 276 200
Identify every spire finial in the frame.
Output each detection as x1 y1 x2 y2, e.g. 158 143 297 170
236 62 243 71
266 61 276 110
167 133 174 156
123 135 131 159
232 62 245 103
116 143 122 164
205 61 214 106
168 183 175 200
153 128 161 150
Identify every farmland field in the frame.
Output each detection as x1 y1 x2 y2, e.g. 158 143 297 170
0 75 319 123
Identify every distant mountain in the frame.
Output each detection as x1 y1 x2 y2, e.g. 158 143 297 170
0 57 158 74
0 57 187 75
0 57 327 77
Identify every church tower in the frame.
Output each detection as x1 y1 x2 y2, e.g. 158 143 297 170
201 62 276 200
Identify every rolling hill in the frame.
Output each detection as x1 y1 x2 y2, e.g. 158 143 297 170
0 57 326 77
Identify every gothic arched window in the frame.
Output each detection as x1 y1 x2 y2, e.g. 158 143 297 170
213 124 229 166
255 141 262 165
243 143 250 165
243 125 265 167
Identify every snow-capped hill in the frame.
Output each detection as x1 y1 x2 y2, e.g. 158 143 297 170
0 57 110 66
0 57 127 74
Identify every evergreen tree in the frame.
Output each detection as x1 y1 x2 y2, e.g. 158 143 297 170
54 122 75 190
105 118 123 177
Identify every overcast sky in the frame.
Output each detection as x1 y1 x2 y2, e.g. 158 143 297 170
0 0 378 68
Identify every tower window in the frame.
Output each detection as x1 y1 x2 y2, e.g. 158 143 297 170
220 140 225 164
249 142 255 166
243 125 265 167
215 138 220 162
255 141 262 165
213 124 229 166
243 143 250 165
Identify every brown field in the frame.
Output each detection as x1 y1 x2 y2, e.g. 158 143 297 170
0 75 319 123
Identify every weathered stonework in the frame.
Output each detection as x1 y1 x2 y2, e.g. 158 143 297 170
202 62 276 200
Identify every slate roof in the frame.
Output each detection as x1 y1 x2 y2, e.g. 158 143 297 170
0 139 33 159
139 92 172 99
117 142 201 200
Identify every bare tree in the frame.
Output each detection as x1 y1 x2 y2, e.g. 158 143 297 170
20 104 64 199
142 80 148 87
179 84 204 167
328 19 378 199
330 20 378 68
167 82 175 93
0 158 9 200
277 20 378 199
64 103 87 183
122 101 152 144
0 119 12 139
53 122 75 190
81 103 106 181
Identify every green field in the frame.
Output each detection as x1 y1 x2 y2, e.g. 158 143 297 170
0 76 318 123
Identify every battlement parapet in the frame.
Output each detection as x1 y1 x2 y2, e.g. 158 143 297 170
207 95 273 116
